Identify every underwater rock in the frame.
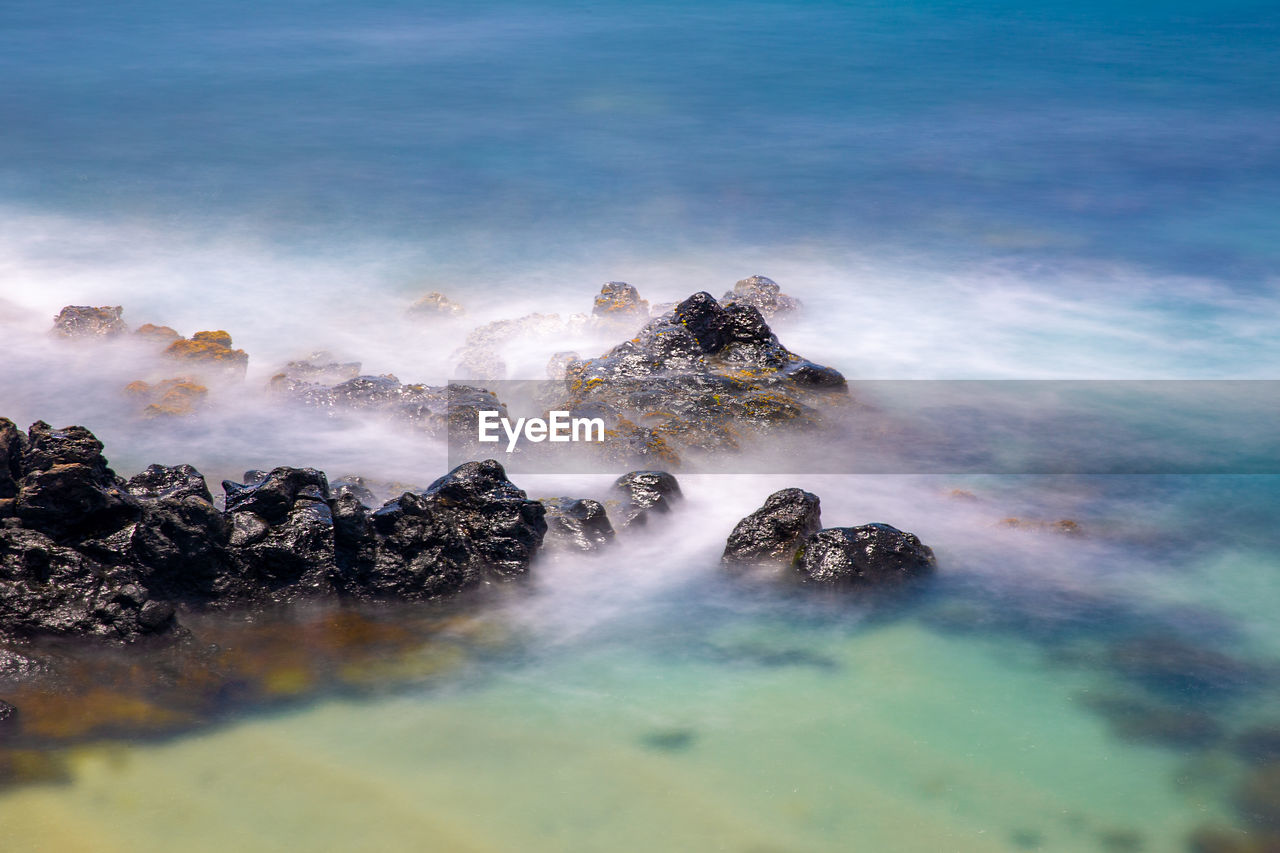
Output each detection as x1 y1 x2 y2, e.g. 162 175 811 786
1237 763 1280 831
1187 825 1280 853
722 488 822 566
610 470 682 528
592 281 649 322
540 497 615 552
408 291 466 318
794 523 936 585
1084 692 1223 748
721 275 800 318
1108 634 1262 699
51 305 127 338
1237 725 1280 766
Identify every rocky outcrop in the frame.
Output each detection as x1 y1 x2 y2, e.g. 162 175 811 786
555 291 845 463
722 488 821 566
592 281 649 322
0 419 549 644
51 306 127 339
408 292 465 318
795 524 936 585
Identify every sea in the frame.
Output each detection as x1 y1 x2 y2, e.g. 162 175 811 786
1 1 1278 850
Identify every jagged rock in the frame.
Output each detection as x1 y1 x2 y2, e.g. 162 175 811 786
0 526 168 640
408 292 466 318
722 488 821 566
0 418 26 505
556 291 844 462
51 305 127 338
611 470 682 528
794 524 936 585
331 476 377 508
547 351 580 380
124 378 208 418
275 352 362 386
15 421 138 540
592 281 649 322
721 275 800 318
127 465 227 603
541 498 615 552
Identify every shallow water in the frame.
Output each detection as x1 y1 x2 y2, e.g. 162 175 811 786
2 0 1280 850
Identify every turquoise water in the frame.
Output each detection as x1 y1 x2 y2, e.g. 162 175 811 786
2 1 1280 850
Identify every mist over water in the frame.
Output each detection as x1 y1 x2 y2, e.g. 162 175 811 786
2 0 1279 850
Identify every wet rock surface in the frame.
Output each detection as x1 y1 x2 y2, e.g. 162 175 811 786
795 523 936 585
0 419 551 644
540 497 615 552
555 290 845 464
722 488 822 566
610 470 682 528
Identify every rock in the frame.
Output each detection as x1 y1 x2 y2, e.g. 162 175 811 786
0 699 16 733
51 305 126 338
1108 635 1261 699
355 460 546 598
541 498 615 552
133 323 181 343
15 421 138 539
547 351 580 380
794 524 936 585
276 352 362 385
127 465 227 603
408 292 465 318
592 281 649 322
124 378 208 418
1084 692 1223 748
611 470 682 528
1237 725 1280 766
1237 763 1280 830
0 418 26 504
1187 825 1280 853
722 488 821 566
721 275 800 318
555 290 844 463
454 348 507 381
164 335 249 378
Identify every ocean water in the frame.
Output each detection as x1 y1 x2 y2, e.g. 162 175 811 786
2 1 1279 851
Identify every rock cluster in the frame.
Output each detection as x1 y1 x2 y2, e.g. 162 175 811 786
0 418 548 643
555 290 845 464
722 488 935 586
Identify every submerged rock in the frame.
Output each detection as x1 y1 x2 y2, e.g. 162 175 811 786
541 497 615 552
720 275 800 318
408 291 466 318
794 523 936 585
1187 825 1280 853
51 305 127 339
722 488 821 566
1237 763 1280 831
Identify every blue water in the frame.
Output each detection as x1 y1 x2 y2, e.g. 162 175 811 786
2 0 1278 281
2 3 1280 851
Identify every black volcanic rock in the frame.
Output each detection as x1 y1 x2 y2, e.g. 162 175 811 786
15 422 138 539
721 275 800 318
611 470 682 528
795 524 936 585
541 498 615 552
722 488 821 566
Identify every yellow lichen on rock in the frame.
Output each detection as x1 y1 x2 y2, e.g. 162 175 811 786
133 323 181 343
190 329 233 347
